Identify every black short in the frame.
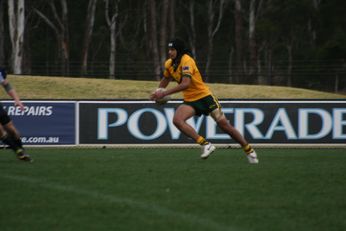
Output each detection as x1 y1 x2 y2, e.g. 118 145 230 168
0 103 11 125
183 95 221 116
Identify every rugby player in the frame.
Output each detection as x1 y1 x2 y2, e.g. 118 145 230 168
150 38 258 163
0 68 32 162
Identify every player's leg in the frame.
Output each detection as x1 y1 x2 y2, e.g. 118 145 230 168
211 109 259 164
0 108 20 150
0 124 18 150
173 104 215 159
0 108 32 162
173 104 199 140
3 121 32 162
4 121 24 150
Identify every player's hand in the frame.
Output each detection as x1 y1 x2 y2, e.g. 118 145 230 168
15 100 25 111
150 89 165 100
149 91 156 100
155 91 165 99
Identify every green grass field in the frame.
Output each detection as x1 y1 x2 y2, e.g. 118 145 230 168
1 148 345 231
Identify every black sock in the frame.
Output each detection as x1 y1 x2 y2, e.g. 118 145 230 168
1 134 21 152
14 137 23 149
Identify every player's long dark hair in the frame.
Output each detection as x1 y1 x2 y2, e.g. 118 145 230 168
169 38 193 71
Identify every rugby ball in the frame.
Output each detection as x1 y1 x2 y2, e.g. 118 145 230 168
154 88 170 104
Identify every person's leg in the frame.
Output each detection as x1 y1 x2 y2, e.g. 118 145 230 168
0 124 20 150
0 108 20 151
212 112 258 163
0 121 32 162
173 104 215 158
173 104 199 140
4 121 24 149
216 116 248 146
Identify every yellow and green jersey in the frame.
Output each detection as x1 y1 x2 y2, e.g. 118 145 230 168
163 54 212 102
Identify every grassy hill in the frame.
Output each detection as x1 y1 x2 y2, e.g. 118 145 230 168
1 75 345 99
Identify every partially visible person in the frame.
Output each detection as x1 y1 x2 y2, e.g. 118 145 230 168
150 38 258 164
0 68 32 162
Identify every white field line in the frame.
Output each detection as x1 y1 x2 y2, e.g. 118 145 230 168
1 174 242 231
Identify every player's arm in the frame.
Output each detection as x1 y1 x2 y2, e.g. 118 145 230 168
150 76 172 100
162 75 190 96
157 58 193 98
1 79 24 110
158 76 171 88
152 75 191 100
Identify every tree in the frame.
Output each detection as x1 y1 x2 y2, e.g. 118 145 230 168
159 0 169 66
0 0 344 92
168 0 176 39
34 0 70 75
309 0 321 48
81 0 98 76
104 0 120 79
7 0 25 74
233 0 244 83
248 0 264 83
188 0 197 58
279 0 311 87
0 0 5 66
148 0 160 80
205 0 225 82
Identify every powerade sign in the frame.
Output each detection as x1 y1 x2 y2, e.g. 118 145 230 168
2 101 76 145
79 100 346 145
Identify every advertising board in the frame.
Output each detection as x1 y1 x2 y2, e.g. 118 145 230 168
2 101 76 145
79 100 346 145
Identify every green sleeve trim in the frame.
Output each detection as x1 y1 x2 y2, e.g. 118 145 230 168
182 74 192 79
3 83 13 93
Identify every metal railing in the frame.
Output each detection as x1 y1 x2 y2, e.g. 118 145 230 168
19 59 346 94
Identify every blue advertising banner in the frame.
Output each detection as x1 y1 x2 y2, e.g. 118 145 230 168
2 101 76 145
2 100 345 146
79 100 346 146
